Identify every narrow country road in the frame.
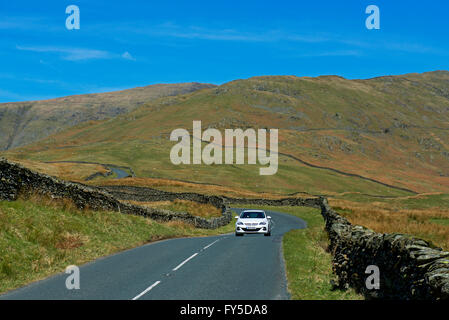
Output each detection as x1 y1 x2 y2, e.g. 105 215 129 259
109 167 130 179
0 209 306 300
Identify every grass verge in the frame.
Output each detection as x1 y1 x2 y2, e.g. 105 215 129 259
0 195 235 295
330 193 449 250
126 199 223 218
230 204 362 300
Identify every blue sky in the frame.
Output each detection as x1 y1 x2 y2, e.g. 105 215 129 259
0 0 448 102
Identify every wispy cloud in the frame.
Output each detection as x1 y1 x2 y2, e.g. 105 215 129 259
16 45 136 61
120 22 328 43
116 22 446 56
302 50 361 57
384 42 442 54
340 39 445 55
121 51 136 61
16 45 111 61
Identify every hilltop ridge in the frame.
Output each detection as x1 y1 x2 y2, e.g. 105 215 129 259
2 71 449 196
0 82 216 150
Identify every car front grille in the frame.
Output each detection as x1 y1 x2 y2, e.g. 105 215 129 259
244 223 258 226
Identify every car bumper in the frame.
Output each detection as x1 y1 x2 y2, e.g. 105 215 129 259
235 226 270 234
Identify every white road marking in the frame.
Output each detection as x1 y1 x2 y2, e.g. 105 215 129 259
172 253 198 271
203 239 219 250
132 281 161 300
132 237 225 299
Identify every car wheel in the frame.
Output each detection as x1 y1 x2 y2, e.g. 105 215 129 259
235 233 243 236
264 232 271 237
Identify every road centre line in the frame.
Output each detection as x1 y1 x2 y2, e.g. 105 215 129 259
132 281 161 300
203 239 219 250
133 237 224 299
172 253 198 271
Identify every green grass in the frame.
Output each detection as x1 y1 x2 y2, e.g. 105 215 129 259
0 197 235 295
390 194 449 210
330 193 449 251
136 199 223 219
231 204 362 300
5 138 411 197
430 218 449 226
334 193 449 209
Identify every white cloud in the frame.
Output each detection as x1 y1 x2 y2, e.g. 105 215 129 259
16 45 112 61
121 51 136 61
122 23 328 43
303 50 361 57
17 45 141 62
115 22 447 57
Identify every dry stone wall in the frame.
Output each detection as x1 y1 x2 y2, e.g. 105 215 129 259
319 198 449 300
0 158 231 229
97 185 227 210
221 196 321 208
225 194 449 300
97 185 321 209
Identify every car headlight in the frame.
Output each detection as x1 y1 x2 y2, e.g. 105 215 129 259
237 222 244 225
259 221 266 225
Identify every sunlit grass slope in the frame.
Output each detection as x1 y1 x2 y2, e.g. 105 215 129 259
0 195 234 294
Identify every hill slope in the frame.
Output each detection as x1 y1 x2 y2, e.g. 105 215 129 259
3 71 449 196
0 82 216 150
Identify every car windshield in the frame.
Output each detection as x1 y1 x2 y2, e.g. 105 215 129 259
240 211 265 219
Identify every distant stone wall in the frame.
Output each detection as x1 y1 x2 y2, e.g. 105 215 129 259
319 198 449 300
221 196 322 208
98 185 323 208
97 185 228 210
0 158 231 229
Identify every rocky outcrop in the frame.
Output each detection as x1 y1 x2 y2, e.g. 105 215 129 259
319 198 449 300
0 158 230 229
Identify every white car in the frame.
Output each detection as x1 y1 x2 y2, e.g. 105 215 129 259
235 210 272 236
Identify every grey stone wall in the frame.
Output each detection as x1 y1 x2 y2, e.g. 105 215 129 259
0 158 231 229
221 196 322 208
97 185 227 210
97 185 322 209
319 197 449 300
